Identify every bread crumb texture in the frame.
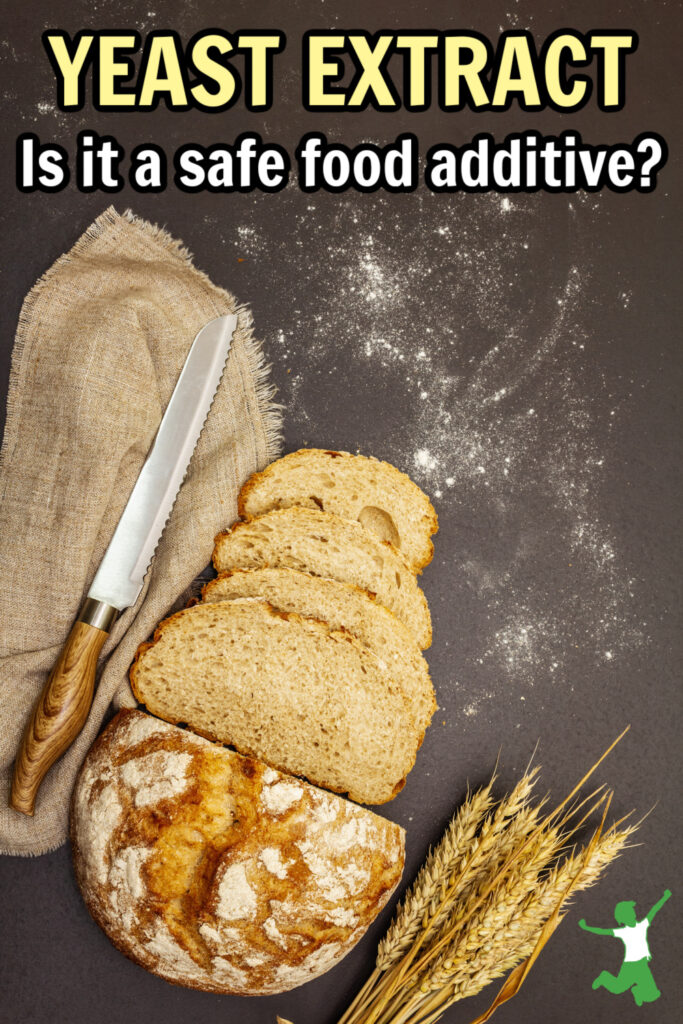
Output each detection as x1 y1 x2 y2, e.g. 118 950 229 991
238 448 438 570
213 507 432 648
130 599 427 804
70 710 405 995
202 567 436 734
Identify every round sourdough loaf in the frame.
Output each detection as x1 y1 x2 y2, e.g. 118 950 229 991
71 709 405 995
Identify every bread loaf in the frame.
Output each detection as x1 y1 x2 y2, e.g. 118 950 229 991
130 599 427 804
202 567 436 734
213 507 432 649
71 710 404 995
238 448 438 570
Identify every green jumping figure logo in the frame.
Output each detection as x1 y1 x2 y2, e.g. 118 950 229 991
579 889 671 1006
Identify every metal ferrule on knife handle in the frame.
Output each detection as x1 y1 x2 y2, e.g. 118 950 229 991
78 597 119 632
10 600 119 816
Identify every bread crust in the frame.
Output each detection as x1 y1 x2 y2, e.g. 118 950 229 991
237 448 438 570
71 710 405 995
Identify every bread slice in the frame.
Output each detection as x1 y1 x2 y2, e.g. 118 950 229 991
130 600 426 804
238 448 438 570
71 709 404 995
203 567 436 734
212 507 432 649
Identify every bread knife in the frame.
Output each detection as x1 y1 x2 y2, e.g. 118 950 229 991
10 313 238 816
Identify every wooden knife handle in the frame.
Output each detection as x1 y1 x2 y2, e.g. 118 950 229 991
10 600 117 816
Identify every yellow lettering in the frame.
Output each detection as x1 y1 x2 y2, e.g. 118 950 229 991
545 34 587 108
43 33 93 108
139 36 187 107
99 35 137 106
190 34 236 108
443 36 490 107
396 35 438 107
306 35 346 106
347 34 395 107
492 35 541 107
237 34 283 107
590 33 636 107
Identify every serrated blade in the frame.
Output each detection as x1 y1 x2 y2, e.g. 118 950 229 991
87 314 237 610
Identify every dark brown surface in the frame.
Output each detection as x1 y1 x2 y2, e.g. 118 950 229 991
0 2 681 1023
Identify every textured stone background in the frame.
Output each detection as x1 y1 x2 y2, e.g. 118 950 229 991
1 2 680 1022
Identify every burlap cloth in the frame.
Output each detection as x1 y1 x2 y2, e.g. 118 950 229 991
0 208 281 856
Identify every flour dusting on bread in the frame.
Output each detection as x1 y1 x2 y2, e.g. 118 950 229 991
120 751 192 806
71 710 404 996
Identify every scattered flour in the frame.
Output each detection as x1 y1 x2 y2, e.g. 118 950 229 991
224 185 647 699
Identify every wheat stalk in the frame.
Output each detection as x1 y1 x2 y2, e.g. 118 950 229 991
424 771 543 943
334 729 633 1024
340 783 496 1024
379 820 631 1024
383 770 547 1003
396 734 626 999
423 823 564 991
376 781 495 972
400 823 635 1024
373 823 567 1024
